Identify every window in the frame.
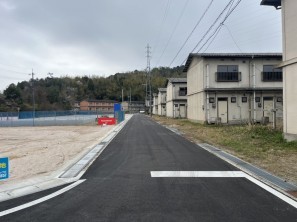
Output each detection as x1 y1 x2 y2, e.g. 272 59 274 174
209 97 215 103
216 65 240 82
174 104 179 107
262 65 282 81
255 97 260 102
231 97 236 103
179 87 187 96
242 97 247 103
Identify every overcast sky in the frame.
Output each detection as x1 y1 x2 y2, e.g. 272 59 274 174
0 0 281 91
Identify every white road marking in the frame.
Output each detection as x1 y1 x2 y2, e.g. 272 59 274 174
0 179 85 217
244 173 297 209
151 171 245 177
151 171 297 209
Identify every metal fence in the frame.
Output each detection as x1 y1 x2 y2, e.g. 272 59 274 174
0 111 114 127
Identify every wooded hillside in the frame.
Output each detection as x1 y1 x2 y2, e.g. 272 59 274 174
0 66 185 111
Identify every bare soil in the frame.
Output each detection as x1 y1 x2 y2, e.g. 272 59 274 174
0 125 114 184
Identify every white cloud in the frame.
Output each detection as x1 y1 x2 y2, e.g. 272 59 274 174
0 0 282 91
0 1 16 11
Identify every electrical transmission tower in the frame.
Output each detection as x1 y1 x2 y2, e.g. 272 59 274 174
145 44 152 116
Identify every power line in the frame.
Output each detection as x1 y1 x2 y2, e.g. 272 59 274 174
180 0 242 65
202 25 224 53
154 0 190 67
152 0 171 55
182 0 243 73
189 0 235 54
195 0 242 54
222 24 242 53
202 0 236 53
168 0 214 67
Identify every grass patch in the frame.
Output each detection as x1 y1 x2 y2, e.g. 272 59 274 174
152 115 297 184
153 116 297 158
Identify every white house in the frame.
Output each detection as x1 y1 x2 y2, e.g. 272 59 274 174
153 93 158 115
157 88 167 116
184 53 283 125
166 78 187 118
261 0 297 140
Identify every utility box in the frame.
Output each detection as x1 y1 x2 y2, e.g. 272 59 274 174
262 116 269 125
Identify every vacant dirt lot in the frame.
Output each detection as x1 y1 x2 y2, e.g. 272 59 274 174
0 125 114 184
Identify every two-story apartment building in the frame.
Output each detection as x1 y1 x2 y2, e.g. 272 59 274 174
153 93 158 115
166 78 187 118
157 88 167 116
261 0 297 140
80 100 117 112
184 53 283 124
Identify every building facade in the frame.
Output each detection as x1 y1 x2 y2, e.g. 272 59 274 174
166 78 187 118
261 0 297 140
184 53 283 125
152 93 158 115
80 100 117 112
157 88 167 116
121 101 145 113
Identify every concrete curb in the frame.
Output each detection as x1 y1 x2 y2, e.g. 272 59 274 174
154 119 297 201
0 115 132 203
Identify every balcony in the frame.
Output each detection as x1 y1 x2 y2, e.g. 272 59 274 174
262 72 282 82
215 72 241 82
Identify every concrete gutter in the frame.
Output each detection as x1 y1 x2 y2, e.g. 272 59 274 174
198 143 297 200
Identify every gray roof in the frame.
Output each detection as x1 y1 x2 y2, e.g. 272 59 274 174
84 99 118 103
158 88 167 92
183 53 282 72
260 0 281 8
167 78 187 84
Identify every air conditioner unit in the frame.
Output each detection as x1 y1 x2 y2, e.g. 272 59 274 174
209 117 220 124
261 116 269 125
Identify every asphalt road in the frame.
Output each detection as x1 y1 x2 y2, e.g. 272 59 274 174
1 114 297 221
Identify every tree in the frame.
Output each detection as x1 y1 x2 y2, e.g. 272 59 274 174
4 84 21 101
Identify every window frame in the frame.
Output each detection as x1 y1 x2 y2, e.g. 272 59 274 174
242 97 247 103
216 65 241 82
262 65 283 82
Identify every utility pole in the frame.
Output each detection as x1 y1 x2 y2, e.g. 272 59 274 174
146 44 152 116
129 87 132 113
122 88 124 103
29 69 36 126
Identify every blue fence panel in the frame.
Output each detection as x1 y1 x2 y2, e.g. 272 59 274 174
115 111 125 123
0 110 115 127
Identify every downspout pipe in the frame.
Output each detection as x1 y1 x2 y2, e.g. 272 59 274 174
206 64 210 123
253 63 256 123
